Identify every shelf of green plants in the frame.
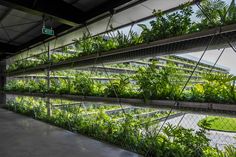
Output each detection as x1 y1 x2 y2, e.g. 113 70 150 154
12 73 202 80
129 61 212 74
5 60 235 113
5 91 236 113
6 23 236 77
157 57 227 73
7 96 169 125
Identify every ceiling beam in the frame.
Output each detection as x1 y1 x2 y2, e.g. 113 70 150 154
0 0 85 26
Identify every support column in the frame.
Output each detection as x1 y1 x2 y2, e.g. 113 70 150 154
46 44 52 116
0 60 6 107
46 70 52 116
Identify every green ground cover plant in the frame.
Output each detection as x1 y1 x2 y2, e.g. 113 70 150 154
198 116 236 132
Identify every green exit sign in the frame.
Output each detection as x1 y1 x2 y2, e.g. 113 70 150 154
42 27 54 36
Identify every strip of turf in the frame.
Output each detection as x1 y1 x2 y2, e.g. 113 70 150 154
198 116 236 133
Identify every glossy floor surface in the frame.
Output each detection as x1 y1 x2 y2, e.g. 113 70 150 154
0 109 142 157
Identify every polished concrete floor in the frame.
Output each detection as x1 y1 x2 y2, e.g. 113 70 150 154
0 109 142 157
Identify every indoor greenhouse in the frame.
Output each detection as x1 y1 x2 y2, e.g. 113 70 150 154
0 0 236 157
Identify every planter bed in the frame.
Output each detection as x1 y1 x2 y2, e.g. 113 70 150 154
111 110 170 122
110 108 157 119
105 107 136 115
77 107 132 117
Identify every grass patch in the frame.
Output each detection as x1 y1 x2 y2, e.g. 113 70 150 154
198 116 236 133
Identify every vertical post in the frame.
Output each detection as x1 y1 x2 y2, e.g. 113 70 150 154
0 60 6 107
233 80 235 101
46 44 52 116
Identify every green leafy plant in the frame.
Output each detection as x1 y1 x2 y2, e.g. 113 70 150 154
139 4 195 43
72 73 95 95
202 73 236 103
135 61 185 101
104 74 134 97
196 0 227 26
